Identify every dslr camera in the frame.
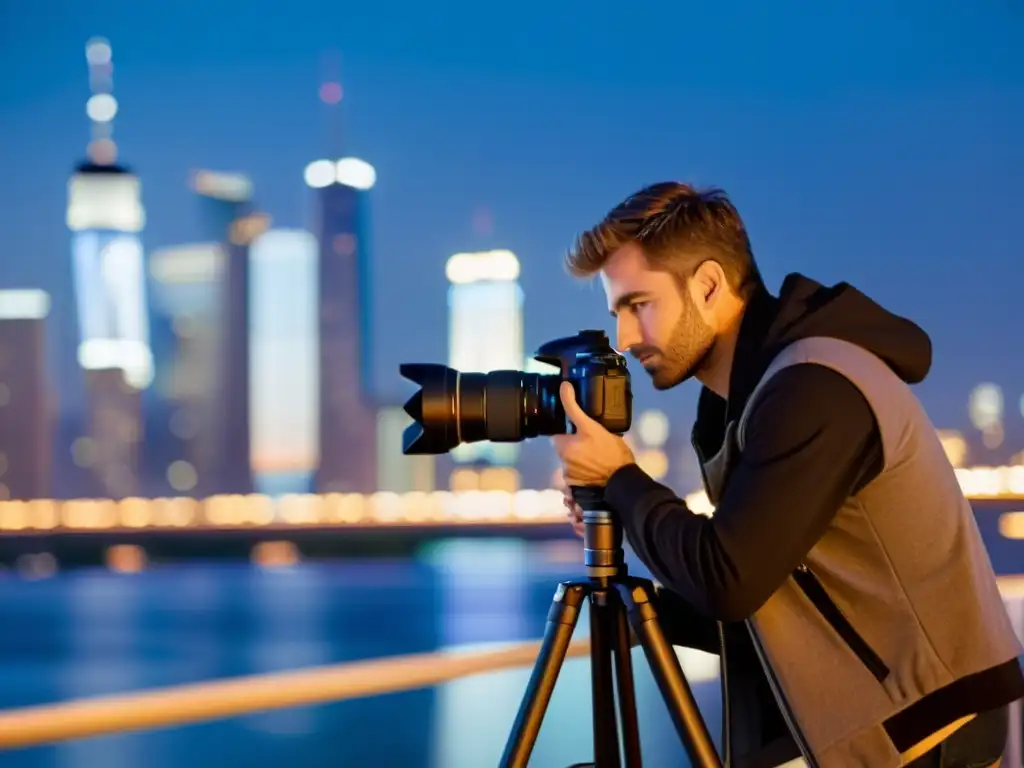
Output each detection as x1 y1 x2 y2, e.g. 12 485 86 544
400 330 633 455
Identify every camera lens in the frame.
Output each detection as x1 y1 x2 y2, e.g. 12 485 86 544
522 373 565 438
399 364 567 455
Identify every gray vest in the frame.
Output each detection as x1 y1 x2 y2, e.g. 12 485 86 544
700 336 1022 767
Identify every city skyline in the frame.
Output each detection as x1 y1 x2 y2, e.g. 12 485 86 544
2 3 1023 477
0 12 1022 768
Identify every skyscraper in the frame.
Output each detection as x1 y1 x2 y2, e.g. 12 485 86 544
306 157 378 494
68 37 152 392
248 228 320 496
446 249 524 467
65 37 151 499
191 170 254 240
0 291 53 501
190 170 268 495
147 242 224 495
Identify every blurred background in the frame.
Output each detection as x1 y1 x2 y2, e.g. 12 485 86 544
0 1 1022 766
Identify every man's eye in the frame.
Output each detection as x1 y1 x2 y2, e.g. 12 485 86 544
630 301 649 312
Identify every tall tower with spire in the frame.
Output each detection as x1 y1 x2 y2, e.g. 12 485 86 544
63 37 151 499
306 55 378 493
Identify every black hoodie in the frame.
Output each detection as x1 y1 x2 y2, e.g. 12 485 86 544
605 273 934 623
602 274 942 765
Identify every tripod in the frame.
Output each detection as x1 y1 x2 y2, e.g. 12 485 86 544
499 487 723 768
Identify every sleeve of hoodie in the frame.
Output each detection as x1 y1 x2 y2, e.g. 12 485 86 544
605 363 883 623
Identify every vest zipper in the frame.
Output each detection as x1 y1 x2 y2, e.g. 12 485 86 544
746 620 819 768
793 564 890 683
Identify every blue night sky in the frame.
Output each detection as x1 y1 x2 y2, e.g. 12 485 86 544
1 0 1022 440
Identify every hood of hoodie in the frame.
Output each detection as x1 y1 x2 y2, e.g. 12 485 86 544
693 273 932 455
756 273 932 385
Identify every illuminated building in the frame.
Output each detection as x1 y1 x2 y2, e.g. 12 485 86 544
62 38 151 498
0 291 54 500
305 156 378 494
68 167 151 389
193 170 268 495
248 229 320 496
376 406 436 493
68 37 152 391
446 250 524 467
147 243 224 495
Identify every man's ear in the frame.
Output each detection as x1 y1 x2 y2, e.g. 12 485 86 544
689 259 727 310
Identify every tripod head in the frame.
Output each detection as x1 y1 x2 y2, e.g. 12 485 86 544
570 485 626 581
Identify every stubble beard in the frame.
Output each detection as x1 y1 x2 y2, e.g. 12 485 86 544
645 294 715 391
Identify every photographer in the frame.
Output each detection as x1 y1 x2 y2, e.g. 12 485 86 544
551 182 1023 768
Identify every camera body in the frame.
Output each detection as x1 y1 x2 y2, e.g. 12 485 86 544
535 330 632 436
400 329 633 455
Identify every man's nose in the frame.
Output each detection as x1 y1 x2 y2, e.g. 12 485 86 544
616 323 641 354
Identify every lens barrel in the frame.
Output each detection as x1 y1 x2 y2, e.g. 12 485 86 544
400 364 565 455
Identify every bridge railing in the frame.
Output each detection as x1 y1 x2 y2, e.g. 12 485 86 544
0 464 1020 534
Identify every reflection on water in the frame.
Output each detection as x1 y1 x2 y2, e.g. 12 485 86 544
2 509 1020 766
59 574 146 768
0 542 722 767
425 538 533 647
244 567 332 738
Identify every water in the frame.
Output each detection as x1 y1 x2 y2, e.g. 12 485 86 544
2 510 1020 768
0 540 724 768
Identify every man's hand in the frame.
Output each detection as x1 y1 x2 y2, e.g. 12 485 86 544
562 492 585 538
551 381 636 489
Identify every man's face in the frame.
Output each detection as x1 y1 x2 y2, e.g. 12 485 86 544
599 242 716 390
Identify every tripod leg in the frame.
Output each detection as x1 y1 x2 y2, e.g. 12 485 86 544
609 589 643 767
589 589 621 768
617 580 722 768
500 581 589 768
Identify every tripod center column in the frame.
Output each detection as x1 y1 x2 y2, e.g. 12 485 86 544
582 509 624 579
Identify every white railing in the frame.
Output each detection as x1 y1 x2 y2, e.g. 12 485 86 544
0 638 591 750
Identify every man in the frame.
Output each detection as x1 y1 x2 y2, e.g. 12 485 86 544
551 182 1023 767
